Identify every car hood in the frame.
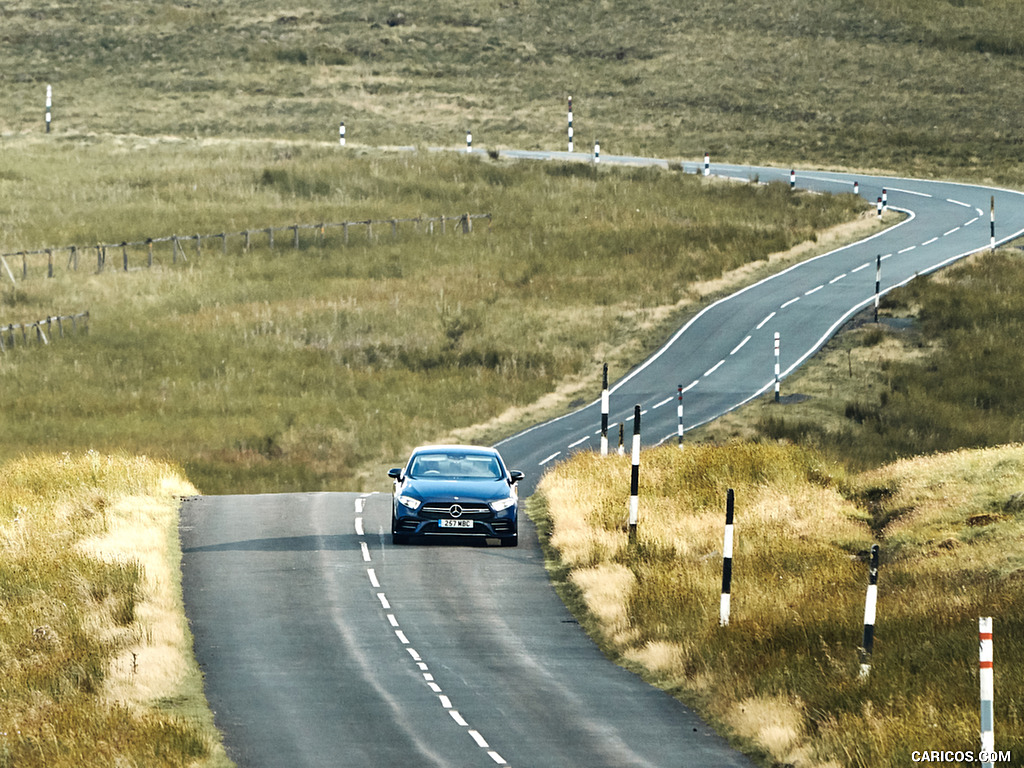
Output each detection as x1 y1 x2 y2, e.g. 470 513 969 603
404 477 513 504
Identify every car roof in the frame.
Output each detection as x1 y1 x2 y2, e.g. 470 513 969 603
410 444 500 457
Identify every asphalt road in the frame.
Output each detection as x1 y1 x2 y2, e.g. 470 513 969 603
181 492 752 767
181 158 1024 766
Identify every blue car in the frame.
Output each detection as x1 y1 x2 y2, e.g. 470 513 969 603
388 445 524 546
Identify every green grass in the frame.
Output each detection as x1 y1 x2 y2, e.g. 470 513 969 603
533 442 1024 767
5 0 1024 184
0 143 866 493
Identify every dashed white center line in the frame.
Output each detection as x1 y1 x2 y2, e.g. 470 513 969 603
406 647 421 662
568 436 589 449
947 198 971 208
469 731 490 749
354 517 364 536
387 614 399 627
781 296 800 308
488 751 508 765
851 262 871 272
898 245 916 254
539 451 561 466
829 273 847 284
944 226 961 236
652 395 674 409
439 695 452 709
756 311 776 330
804 285 823 296
730 335 751 355
450 710 469 727
922 237 938 246
395 630 410 644
427 682 442 694
704 360 725 377
367 568 380 588
966 216 979 226
377 593 391 610
360 541 371 562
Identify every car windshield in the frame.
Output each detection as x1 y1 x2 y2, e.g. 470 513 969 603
408 452 503 480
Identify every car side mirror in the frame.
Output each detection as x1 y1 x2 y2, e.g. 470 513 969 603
388 468 403 480
509 470 524 484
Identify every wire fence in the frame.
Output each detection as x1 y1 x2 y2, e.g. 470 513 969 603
0 311 89 352
0 212 491 283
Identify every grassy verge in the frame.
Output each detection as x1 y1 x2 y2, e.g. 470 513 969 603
0 452 230 768
531 442 1024 767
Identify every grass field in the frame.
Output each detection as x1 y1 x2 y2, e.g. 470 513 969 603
533 442 1024 767
6 1 1024 185
0 142 868 492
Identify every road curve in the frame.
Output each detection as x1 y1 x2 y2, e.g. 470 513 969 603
181 156 1024 766
496 155 1024 492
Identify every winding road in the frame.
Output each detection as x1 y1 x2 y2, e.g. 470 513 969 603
181 156 1024 766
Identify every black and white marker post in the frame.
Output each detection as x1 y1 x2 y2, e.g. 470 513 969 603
594 139 600 164
600 362 610 456
854 181 859 196
790 169 796 189
858 544 880 679
45 85 52 133
339 121 346 146
704 152 710 177
720 489 735 627
990 196 996 251
466 128 473 153
567 96 574 153
628 405 641 541
874 254 882 323
882 188 888 212
677 384 684 447
876 197 883 219
774 331 781 402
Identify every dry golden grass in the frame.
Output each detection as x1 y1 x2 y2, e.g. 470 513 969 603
533 441 1024 767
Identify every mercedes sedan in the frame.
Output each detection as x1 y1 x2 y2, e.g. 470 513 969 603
388 445 524 546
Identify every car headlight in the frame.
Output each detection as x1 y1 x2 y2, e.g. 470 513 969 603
397 495 422 510
490 496 517 512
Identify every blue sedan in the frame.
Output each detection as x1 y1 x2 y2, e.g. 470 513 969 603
388 445 524 546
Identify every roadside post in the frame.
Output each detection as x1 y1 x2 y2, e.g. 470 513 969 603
628 405 641 541
600 363 610 456
858 544 880 678
720 489 735 626
774 332 781 402
677 384 684 447
980 617 995 768
568 96 574 152
874 254 882 323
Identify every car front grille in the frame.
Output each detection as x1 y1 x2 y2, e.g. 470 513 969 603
420 503 492 520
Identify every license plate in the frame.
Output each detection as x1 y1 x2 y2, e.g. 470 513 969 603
439 519 473 529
